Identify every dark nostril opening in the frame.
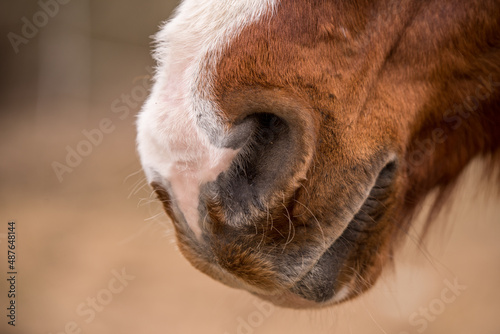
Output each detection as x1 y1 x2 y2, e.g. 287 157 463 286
258 127 274 144
253 113 287 147
210 112 292 216
235 113 289 185
221 113 287 150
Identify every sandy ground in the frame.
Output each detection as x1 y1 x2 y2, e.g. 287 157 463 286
1 1 499 334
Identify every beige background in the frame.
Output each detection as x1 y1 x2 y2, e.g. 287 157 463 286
1 1 499 333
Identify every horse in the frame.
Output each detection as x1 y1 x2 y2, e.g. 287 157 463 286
136 0 500 308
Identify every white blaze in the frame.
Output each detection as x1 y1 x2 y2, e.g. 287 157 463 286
136 0 279 238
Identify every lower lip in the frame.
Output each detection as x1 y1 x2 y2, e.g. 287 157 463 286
256 283 352 309
256 290 322 308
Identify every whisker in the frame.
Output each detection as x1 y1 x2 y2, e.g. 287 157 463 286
256 203 270 250
293 199 327 248
123 168 145 184
281 193 296 251
127 177 150 199
144 212 165 222
361 298 390 334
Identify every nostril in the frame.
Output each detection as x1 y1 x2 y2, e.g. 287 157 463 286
257 122 275 145
221 113 288 149
212 113 292 214
222 117 257 149
251 113 288 148
207 89 318 226
226 113 291 188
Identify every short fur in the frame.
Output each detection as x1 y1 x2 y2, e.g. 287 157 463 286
138 0 500 308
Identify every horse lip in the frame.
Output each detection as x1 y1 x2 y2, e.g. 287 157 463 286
289 235 351 302
156 156 397 305
286 159 397 304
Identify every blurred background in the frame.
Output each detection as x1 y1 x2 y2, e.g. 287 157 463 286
0 1 499 333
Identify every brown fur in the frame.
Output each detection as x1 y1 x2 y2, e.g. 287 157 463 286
155 0 500 307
